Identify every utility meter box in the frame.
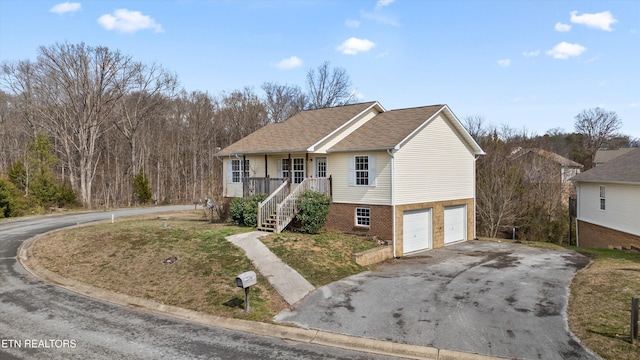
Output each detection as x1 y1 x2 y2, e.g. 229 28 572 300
235 271 257 289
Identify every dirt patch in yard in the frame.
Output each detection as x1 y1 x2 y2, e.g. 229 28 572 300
31 210 288 322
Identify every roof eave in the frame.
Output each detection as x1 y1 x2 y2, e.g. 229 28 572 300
573 179 640 186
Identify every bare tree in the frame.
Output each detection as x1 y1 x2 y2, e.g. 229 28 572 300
112 62 178 176
574 107 622 168
462 114 487 142
261 82 306 123
1 42 136 207
476 129 524 238
305 61 356 109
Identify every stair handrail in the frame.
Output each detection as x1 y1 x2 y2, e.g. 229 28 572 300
258 179 290 230
275 177 330 233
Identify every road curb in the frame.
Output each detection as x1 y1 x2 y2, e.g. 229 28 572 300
18 229 509 360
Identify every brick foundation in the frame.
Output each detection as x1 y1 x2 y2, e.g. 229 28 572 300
577 220 640 249
325 203 393 240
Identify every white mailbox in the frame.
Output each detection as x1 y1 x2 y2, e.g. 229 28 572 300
235 271 257 289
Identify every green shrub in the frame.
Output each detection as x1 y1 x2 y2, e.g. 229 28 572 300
229 194 268 227
0 178 27 218
133 169 153 205
229 198 245 225
295 190 331 234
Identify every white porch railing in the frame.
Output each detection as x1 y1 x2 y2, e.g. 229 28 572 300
274 177 331 233
257 179 290 232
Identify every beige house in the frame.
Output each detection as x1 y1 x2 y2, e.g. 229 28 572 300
216 101 485 256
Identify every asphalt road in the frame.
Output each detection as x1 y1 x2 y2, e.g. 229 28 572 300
276 241 601 360
0 207 399 360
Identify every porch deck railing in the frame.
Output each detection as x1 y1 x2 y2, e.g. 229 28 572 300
275 177 331 233
257 179 290 232
243 177 287 198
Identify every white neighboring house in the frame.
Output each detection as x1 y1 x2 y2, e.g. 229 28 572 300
571 148 640 249
216 101 485 256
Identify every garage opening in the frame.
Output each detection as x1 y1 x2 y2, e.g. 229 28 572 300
403 208 432 254
444 205 467 244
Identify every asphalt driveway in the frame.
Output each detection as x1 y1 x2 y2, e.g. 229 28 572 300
276 241 600 360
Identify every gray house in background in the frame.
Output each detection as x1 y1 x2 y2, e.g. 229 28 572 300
572 148 640 249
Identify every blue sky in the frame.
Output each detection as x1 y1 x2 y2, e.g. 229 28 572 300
1 0 639 139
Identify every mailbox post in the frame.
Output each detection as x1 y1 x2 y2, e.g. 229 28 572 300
235 271 257 313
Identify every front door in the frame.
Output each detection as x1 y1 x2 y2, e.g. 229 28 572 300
315 157 327 178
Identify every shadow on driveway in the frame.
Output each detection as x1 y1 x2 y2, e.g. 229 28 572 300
276 241 599 360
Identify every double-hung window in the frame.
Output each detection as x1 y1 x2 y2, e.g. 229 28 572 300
599 185 606 210
280 158 305 184
231 159 250 183
355 207 371 227
349 155 376 186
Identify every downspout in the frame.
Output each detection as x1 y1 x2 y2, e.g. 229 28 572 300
387 148 397 258
575 184 580 247
474 154 479 240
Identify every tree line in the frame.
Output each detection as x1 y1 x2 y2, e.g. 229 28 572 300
0 42 356 215
466 110 637 242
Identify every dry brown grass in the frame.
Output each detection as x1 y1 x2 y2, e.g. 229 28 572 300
568 249 640 360
32 210 288 321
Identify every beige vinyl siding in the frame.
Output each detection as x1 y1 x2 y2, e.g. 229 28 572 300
222 155 265 197
394 114 475 205
577 182 640 236
329 151 391 205
315 110 379 153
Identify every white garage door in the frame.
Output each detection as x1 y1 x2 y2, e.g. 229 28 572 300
444 205 467 244
403 209 432 254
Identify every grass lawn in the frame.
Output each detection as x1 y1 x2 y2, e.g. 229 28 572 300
32 211 286 322
567 247 640 360
259 231 379 287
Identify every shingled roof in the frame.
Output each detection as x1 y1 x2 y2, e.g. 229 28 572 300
510 148 583 168
571 147 640 184
216 102 378 156
216 101 484 156
327 105 444 152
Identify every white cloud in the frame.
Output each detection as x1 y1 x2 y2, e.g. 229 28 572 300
337 37 376 55
570 11 617 31
546 42 586 59
554 22 571 32
498 59 511 67
97 9 164 34
50 2 81 14
522 50 540 57
375 0 395 10
273 56 303 70
345 19 360 28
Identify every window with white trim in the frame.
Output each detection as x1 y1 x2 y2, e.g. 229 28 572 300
355 207 371 227
355 156 369 185
348 154 376 187
599 185 606 210
231 159 250 183
293 158 305 184
281 158 304 184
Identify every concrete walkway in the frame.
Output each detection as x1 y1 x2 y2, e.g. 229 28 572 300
226 231 315 305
